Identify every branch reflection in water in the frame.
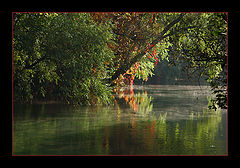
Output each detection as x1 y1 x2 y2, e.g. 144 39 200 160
13 85 227 155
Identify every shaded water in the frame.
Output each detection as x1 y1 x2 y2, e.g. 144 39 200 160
13 85 227 155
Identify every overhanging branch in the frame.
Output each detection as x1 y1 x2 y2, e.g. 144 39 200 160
110 13 186 84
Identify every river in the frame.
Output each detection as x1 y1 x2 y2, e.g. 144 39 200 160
13 85 227 155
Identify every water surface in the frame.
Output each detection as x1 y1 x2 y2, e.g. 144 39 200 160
13 85 227 155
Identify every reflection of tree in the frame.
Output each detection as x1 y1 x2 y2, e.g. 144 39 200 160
114 86 154 140
13 105 114 155
114 86 153 116
185 108 224 154
13 97 226 155
154 108 225 155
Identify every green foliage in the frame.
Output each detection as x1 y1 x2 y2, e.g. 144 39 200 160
135 57 155 81
13 13 115 105
13 12 227 109
167 13 227 109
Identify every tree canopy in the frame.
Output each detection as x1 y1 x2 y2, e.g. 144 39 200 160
12 12 227 109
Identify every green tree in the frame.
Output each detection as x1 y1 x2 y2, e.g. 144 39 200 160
13 12 227 109
13 13 115 105
91 12 227 109
168 13 227 109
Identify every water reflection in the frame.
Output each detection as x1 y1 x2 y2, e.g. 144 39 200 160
13 85 227 155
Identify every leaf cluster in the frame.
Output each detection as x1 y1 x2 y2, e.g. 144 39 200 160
13 13 115 105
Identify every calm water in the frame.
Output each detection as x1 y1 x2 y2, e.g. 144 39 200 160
13 85 227 155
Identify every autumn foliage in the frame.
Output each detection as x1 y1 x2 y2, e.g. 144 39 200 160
90 12 161 87
13 12 227 109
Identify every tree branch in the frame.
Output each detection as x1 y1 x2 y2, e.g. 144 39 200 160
110 13 186 84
